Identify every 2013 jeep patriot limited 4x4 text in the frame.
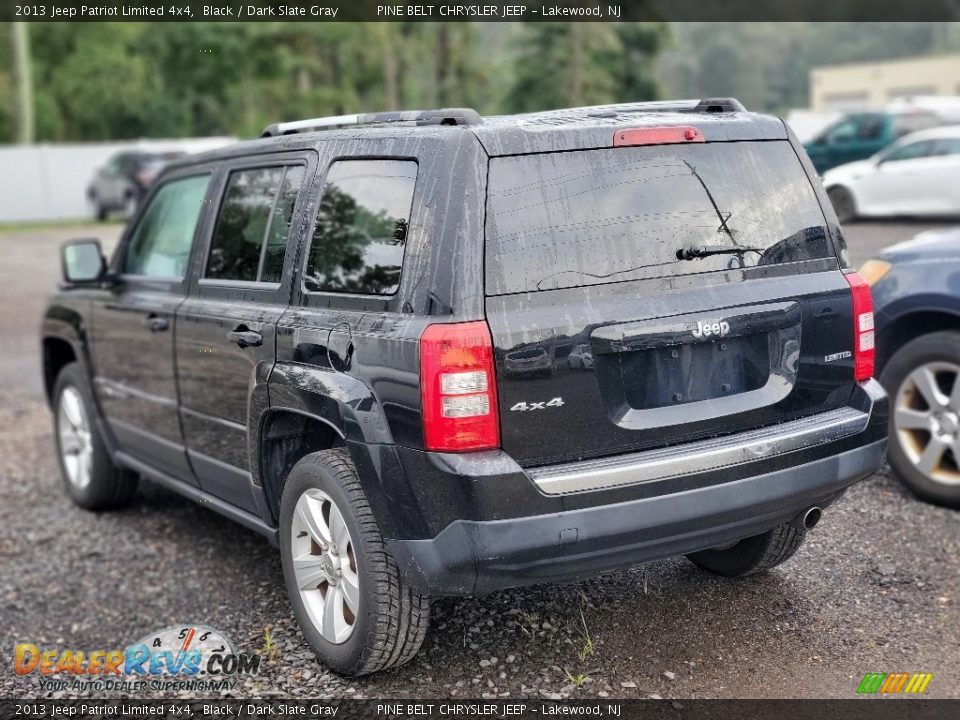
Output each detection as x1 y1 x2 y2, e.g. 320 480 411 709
43 99 888 675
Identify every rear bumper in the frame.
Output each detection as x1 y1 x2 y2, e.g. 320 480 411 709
387 438 885 595
381 380 888 596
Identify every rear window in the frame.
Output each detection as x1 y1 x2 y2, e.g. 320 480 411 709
484 141 833 296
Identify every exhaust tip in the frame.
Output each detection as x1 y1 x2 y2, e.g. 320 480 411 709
802 506 822 531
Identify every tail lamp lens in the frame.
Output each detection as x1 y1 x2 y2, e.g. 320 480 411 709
845 271 875 381
420 321 499 451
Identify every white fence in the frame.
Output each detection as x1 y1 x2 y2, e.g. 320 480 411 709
0 138 235 223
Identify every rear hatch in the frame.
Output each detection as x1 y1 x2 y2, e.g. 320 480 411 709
484 137 857 467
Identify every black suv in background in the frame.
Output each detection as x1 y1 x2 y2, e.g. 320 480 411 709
87 150 184 220
43 99 888 676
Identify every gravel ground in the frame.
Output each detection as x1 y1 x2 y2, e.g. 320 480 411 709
1 222 958 700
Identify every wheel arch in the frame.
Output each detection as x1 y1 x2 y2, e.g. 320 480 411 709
876 308 960 373
256 408 346 524
41 308 91 407
255 362 395 524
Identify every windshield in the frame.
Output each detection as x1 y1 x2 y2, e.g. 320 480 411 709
484 141 833 295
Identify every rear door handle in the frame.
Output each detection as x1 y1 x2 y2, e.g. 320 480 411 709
227 329 263 348
144 314 169 332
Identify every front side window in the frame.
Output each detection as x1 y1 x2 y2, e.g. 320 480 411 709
124 174 211 279
304 160 417 296
206 165 305 283
826 119 858 144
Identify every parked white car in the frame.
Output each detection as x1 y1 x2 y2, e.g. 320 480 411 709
823 126 960 222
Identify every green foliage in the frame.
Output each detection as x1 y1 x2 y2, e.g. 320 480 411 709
0 27 12 141
10 21 957 142
0 21 669 143
506 23 668 111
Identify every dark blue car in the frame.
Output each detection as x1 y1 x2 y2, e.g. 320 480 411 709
867 227 960 508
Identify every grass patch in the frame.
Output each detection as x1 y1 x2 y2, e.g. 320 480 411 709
0 218 123 234
258 626 282 662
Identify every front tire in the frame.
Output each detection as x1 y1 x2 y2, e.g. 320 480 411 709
880 331 960 509
686 523 805 577
827 186 857 223
279 448 430 676
53 363 138 510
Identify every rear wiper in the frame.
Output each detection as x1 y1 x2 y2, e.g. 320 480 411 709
676 244 766 261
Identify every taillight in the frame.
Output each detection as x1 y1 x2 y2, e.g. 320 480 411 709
845 271 875 381
420 321 499 452
613 126 704 147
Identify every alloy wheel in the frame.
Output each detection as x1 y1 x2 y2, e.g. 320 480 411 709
57 387 93 490
290 489 360 644
894 361 960 486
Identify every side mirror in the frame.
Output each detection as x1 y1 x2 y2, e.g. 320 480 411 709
61 239 107 285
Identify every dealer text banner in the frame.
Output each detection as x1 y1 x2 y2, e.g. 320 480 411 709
4 0 960 22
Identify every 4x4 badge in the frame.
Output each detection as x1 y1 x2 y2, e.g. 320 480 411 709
510 398 565 412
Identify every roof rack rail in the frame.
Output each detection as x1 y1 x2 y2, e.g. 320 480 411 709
260 108 483 138
571 98 746 118
693 98 746 113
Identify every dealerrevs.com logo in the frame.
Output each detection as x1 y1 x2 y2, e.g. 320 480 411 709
13 624 261 693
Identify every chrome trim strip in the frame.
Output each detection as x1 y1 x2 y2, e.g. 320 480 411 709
528 407 869 495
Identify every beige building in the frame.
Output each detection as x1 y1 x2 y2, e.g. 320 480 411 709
810 54 960 112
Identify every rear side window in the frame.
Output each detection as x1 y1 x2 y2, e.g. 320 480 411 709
485 141 832 295
206 165 305 283
932 138 960 157
304 159 416 296
124 174 211 279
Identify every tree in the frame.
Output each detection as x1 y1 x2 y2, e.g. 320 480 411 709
0 21 675 142
505 23 666 113
11 22 33 143
505 24 613 112
608 23 669 102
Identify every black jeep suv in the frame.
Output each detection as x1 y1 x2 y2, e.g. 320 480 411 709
43 99 888 676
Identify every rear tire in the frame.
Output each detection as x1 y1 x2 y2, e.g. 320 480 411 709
279 448 430 676
53 363 138 510
827 186 857 224
880 331 960 509
686 523 805 577
89 192 108 222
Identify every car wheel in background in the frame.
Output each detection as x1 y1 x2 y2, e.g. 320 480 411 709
88 192 109 222
53 363 138 509
123 189 143 219
279 448 430 676
881 332 960 509
827 186 857 224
